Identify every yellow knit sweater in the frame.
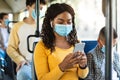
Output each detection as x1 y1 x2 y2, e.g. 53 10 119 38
7 21 37 64
34 40 89 80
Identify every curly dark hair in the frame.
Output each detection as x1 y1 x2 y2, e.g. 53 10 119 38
41 3 79 52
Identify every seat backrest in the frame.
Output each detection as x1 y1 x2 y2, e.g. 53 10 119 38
82 40 98 54
32 42 38 80
32 56 37 80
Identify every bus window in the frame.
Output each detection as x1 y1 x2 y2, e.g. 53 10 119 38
8 13 13 28
19 11 29 21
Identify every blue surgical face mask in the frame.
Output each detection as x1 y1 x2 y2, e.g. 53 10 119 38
4 19 9 26
40 9 45 18
101 45 105 53
101 45 116 54
31 9 45 20
54 24 73 36
31 9 37 20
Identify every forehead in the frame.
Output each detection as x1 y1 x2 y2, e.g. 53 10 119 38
3 15 8 19
54 12 72 21
40 4 45 10
30 3 44 10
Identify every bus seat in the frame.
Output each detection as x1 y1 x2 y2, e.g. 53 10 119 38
32 42 38 80
82 40 98 54
32 56 37 80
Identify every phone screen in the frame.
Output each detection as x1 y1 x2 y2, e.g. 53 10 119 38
73 43 85 53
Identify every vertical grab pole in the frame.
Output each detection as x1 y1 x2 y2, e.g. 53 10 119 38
105 0 112 79
105 0 113 80
35 0 40 37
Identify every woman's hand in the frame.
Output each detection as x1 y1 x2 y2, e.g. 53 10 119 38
59 53 79 72
76 51 87 68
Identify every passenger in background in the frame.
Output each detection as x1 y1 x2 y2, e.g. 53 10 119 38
84 27 120 80
0 13 9 53
0 12 8 72
6 0 47 80
23 17 28 22
0 12 13 79
34 3 88 80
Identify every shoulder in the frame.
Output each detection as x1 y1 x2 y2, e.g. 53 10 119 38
34 40 51 56
35 40 48 51
87 47 98 59
87 50 95 62
36 40 45 47
13 21 24 27
12 21 24 31
87 52 93 59
87 49 95 56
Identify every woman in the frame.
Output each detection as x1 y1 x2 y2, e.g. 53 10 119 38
34 3 89 80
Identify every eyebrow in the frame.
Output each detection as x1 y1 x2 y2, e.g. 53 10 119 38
57 18 72 21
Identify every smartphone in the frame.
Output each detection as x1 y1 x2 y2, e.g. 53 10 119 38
73 43 85 53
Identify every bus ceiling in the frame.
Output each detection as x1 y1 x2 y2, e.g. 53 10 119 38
0 0 26 13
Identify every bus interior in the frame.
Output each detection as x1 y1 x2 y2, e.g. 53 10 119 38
0 0 120 80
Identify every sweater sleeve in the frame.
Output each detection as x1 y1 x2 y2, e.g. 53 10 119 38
34 41 64 80
7 22 26 64
78 66 89 79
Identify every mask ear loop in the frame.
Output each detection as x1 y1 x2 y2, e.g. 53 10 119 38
50 21 53 28
66 35 69 41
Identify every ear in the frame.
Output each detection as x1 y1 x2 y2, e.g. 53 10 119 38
97 38 100 44
26 5 30 10
98 37 103 47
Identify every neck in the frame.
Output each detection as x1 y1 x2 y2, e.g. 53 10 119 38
55 33 66 42
24 16 35 24
0 23 6 28
55 33 71 49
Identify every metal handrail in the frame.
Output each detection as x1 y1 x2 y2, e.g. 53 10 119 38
27 0 40 53
7 21 18 33
105 0 116 80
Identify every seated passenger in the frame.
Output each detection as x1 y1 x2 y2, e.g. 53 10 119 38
85 27 120 80
6 0 46 80
34 3 89 80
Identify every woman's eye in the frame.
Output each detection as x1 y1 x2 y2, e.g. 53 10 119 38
57 22 64 24
67 22 72 24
